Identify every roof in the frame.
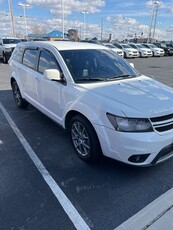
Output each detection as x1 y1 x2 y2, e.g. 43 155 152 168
17 41 107 51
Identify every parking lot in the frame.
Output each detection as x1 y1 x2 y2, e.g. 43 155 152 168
1 56 173 230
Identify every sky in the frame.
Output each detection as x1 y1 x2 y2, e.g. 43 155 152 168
0 0 173 41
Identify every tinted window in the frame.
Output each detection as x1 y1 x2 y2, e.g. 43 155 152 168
23 49 38 69
38 50 59 74
3 39 21 44
12 47 24 63
60 49 139 82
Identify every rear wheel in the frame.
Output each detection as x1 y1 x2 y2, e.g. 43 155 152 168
12 81 29 109
69 115 101 162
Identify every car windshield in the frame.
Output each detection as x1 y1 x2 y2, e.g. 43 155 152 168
121 44 131 48
160 43 167 48
60 49 139 83
149 44 157 48
104 44 116 48
3 39 21 44
136 44 145 48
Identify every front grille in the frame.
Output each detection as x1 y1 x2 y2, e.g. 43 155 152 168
150 113 173 132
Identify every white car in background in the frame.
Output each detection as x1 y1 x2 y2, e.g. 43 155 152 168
102 43 124 57
142 43 165 57
129 43 152 57
120 44 139 58
113 43 134 58
0 37 21 63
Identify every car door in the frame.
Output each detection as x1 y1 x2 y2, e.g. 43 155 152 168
21 47 39 104
36 48 64 123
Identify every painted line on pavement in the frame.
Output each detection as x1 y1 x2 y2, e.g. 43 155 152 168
0 102 90 230
114 187 173 230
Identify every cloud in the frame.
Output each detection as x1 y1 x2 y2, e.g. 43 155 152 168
26 0 105 16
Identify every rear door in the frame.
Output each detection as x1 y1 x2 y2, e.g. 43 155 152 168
21 47 39 105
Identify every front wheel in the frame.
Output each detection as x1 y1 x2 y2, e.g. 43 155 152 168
3 53 8 64
69 115 101 162
12 81 29 109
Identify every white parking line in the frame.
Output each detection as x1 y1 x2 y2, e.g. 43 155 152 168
0 102 90 230
114 187 173 230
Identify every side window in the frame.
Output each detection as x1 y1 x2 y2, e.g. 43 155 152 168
38 50 59 74
23 48 38 69
12 47 24 63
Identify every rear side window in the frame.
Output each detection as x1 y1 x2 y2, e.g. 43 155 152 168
12 47 24 63
23 49 38 69
38 50 59 74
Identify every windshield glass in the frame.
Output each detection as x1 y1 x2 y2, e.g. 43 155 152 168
136 44 145 48
3 39 21 44
149 44 157 48
104 44 116 48
121 44 131 48
60 49 139 83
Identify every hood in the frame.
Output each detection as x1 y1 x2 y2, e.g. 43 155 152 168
3 44 16 49
80 75 173 118
125 48 137 52
112 48 122 52
140 48 151 52
153 48 162 51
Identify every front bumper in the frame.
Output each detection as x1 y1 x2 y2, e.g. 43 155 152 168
95 124 173 166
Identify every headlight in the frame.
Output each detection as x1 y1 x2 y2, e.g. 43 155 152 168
107 113 153 132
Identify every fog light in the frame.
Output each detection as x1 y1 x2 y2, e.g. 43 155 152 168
128 154 150 163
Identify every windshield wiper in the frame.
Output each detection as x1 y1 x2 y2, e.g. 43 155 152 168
75 77 106 82
107 74 136 81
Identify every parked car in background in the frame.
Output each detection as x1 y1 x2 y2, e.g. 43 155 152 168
142 43 164 57
154 43 173 56
81 39 102 45
118 43 139 58
102 43 124 57
166 43 173 48
128 43 152 57
0 37 21 63
9 41 173 166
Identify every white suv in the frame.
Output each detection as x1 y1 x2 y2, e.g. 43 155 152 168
0 37 21 63
102 43 124 57
129 43 152 57
142 43 165 57
9 41 173 166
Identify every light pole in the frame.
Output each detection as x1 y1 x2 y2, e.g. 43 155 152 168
147 0 159 43
61 0 65 39
152 1 159 41
18 3 29 38
81 11 89 40
8 0 16 37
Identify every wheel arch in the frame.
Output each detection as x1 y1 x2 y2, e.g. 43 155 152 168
10 77 16 86
65 110 91 130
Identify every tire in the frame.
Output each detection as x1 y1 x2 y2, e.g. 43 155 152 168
3 53 8 64
11 81 29 109
69 115 101 162
139 52 142 57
